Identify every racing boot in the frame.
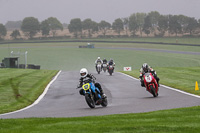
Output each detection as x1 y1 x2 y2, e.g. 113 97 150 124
95 82 107 99
140 79 145 87
156 77 160 87
101 92 107 99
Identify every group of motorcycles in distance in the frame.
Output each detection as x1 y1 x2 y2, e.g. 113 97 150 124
95 59 115 75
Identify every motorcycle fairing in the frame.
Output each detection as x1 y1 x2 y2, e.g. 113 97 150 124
82 82 101 99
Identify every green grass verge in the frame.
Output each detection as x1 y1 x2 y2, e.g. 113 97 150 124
0 69 58 114
122 67 200 96
0 106 200 133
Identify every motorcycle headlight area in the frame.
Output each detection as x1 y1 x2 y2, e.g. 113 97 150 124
83 83 90 91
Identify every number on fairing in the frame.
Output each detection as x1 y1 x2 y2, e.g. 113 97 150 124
145 75 152 83
83 83 90 91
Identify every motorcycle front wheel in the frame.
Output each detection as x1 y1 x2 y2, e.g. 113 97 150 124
150 85 157 97
85 93 95 108
109 70 112 75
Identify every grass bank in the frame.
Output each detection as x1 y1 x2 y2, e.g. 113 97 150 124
0 69 58 114
0 106 200 133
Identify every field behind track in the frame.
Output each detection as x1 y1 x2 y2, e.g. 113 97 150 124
0 38 200 133
0 38 200 71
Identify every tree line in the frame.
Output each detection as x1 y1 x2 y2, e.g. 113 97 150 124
0 11 200 40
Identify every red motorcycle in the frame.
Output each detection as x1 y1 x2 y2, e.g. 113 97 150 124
108 65 114 76
143 73 159 97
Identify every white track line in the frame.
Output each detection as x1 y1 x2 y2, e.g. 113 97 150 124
119 72 200 99
0 70 62 116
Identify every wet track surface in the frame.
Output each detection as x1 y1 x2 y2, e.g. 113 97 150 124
1 71 200 119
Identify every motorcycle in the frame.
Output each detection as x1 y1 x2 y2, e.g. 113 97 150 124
82 79 108 108
96 63 102 74
108 65 114 75
143 73 159 97
102 63 107 72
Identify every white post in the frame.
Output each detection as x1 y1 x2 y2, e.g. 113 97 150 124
25 51 28 69
11 51 13 56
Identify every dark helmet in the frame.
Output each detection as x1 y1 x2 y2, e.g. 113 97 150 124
142 63 148 73
110 58 113 62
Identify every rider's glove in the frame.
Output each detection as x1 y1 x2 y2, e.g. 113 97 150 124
77 85 81 89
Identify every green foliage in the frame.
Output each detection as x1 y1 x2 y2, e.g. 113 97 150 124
169 15 182 36
129 14 139 36
10 30 21 39
68 18 82 38
40 19 50 36
47 17 63 37
21 17 40 39
148 11 160 27
5 21 22 30
185 18 198 35
0 24 7 39
0 69 58 114
143 15 152 36
112 18 124 35
98 20 111 37
82 19 98 38
157 15 168 37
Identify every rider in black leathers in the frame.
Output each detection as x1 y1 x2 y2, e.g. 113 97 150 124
139 63 160 87
77 68 106 98
107 58 115 72
103 58 107 64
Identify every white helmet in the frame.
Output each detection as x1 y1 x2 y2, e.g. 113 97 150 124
80 68 88 78
97 57 100 59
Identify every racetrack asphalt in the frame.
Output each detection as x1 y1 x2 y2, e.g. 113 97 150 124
0 71 200 119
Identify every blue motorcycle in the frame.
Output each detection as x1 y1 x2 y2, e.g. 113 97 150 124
82 79 107 108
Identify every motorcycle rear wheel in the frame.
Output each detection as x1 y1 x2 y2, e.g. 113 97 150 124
101 98 108 107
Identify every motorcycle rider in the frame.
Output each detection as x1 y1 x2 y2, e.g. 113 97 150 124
103 58 107 64
77 68 107 98
139 63 160 87
107 58 115 72
95 57 103 71
102 58 108 72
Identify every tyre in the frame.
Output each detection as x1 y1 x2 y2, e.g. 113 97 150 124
150 85 157 97
85 93 95 108
101 98 108 107
109 70 112 75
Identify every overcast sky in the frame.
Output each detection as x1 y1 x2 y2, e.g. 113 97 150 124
0 0 200 24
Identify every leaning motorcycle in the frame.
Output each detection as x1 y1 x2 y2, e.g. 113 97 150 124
102 63 107 72
96 63 102 74
143 73 159 97
108 65 114 75
82 79 108 108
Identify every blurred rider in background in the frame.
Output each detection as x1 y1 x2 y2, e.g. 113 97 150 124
103 58 107 64
95 57 103 71
107 58 115 72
